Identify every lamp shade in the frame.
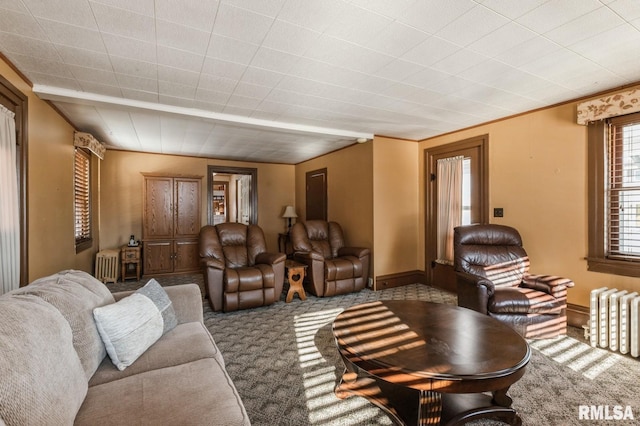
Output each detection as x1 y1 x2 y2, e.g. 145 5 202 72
282 206 298 218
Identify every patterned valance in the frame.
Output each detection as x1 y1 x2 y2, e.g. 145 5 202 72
74 132 105 160
577 86 640 125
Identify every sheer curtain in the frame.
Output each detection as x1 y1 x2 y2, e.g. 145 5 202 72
436 156 464 265
0 105 19 295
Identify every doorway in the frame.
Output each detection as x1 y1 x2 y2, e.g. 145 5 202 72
211 181 228 224
306 168 327 221
425 135 488 292
207 166 257 225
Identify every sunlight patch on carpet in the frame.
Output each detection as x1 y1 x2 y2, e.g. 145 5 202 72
294 308 392 425
529 335 622 379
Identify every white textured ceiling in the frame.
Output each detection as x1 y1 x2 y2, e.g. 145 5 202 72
1 0 640 164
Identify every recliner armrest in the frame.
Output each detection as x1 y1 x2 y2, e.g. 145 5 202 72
456 271 496 315
456 271 496 294
202 258 224 270
255 251 286 265
521 274 574 298
338 246 370 258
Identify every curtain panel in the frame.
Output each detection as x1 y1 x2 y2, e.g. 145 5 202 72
436 156 464 265
0 105 19 295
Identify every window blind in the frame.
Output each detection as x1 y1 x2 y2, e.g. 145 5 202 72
74 148 91 243
607 113 640 259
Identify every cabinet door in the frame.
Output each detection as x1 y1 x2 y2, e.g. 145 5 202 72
174 239 200 272
143 241 174 275
143 177 174 239
175 178 201 238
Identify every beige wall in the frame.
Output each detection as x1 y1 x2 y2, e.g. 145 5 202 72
6 46 639 308
419 102 640 307
372 136 421 279
0 58 98 281
295 142 374 269
99 150 294 253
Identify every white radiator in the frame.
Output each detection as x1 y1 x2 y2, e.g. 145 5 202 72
95 249 119 284
589 287 640 357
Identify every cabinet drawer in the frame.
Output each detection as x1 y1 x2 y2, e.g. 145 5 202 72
121 247 140 261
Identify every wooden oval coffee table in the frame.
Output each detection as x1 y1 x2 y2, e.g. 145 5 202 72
332 300 531 426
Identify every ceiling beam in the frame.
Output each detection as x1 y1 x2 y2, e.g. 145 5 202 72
32 85 374 141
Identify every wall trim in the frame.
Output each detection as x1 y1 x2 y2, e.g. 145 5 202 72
567 303 589 330
375 270 425 291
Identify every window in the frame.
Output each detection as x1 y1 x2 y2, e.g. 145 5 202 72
74 148 92 252
588 111 640 276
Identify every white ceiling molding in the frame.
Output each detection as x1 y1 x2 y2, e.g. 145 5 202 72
577 86 640 125
34 85 374 141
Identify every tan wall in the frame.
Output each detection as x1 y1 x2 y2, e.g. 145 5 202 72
99 150 294 253
418 102 640 308
0 58 98 281
6 45 638 307
295 142 374 269
372 136 421 279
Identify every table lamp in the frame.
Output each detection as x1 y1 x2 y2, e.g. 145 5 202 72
282 205 297 233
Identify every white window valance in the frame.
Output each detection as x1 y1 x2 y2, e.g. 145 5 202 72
577 86 640 125
74 131 105 160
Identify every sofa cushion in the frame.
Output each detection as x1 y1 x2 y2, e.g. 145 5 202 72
75 358 251 426
93 280 177 371
0 295 88 426
89 322 224 386
136 278 178 333
10 270 115 379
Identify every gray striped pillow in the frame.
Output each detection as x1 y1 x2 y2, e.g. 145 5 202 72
93 279 177 370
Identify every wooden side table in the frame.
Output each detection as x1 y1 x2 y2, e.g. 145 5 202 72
285 259 307 303
278 233 293 258
121 245 141 282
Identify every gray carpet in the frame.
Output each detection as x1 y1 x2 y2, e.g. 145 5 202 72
109 275 640 426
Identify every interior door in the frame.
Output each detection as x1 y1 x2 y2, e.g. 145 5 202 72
306 168 327 221
425 136 488 292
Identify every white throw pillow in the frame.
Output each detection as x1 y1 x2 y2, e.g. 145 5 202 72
93 279 177 370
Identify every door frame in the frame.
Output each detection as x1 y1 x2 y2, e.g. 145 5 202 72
424 135 489 290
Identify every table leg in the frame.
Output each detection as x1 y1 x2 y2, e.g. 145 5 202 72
492 387 513 407
335 355 443 426
418 391 443 425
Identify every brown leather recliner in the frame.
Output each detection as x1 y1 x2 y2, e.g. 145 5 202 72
199 223 286 312
454 224 574 339
290 220 370 297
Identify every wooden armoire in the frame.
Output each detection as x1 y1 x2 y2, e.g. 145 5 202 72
141 173 202 275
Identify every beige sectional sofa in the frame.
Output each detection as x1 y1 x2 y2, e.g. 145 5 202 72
0 270 250 426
